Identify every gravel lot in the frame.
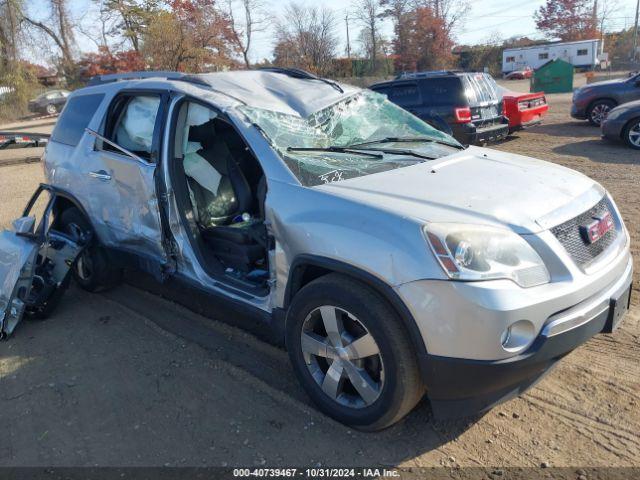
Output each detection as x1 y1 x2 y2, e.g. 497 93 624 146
0 90 638 469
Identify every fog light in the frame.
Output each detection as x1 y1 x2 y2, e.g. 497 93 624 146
500 320 535 353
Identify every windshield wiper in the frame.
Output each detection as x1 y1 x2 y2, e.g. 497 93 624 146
346 136 463 149
286 146 383 159
358 148 436 160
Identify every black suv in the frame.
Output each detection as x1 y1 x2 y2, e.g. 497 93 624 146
370 71 509 145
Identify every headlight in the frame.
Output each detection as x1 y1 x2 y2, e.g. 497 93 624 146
423 224 550 288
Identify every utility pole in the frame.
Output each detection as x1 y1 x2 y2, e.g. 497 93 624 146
345 13 351 59
633 0 640 64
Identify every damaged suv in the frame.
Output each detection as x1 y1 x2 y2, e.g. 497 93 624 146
0 70 633 430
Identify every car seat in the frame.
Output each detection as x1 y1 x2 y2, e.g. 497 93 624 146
186 120 266 272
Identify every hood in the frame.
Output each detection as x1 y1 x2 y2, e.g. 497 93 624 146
316 146 601 234
610 99 640 114
578 78 626 91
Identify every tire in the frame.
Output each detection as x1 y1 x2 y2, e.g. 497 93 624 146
59 208 122 292
587 99 616 126
45 103 57 115
623 118 640 150
285 273 424 431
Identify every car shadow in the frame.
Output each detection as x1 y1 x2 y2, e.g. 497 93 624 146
120 272 481 462
552 138 640 164
1 277 482 467
520 120 599 139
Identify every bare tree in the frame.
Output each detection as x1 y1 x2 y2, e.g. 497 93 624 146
351 0 383 73
21 0 78 81
0 0 22 68
421 0 469 36
76 0 121 53
226 0 270 68
596 0 621 54
273 3 338 75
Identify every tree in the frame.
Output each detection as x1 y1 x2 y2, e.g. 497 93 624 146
535 0 598 41
351 0 383 74
423 0 469 38
383 0 465 73
380 0 412 72
226 0 270 68
78 46 146 77
142 0 237 72
0 0 22 69
21 0 79 82
273 3 338 76
104 0 161 52
400 5 454 71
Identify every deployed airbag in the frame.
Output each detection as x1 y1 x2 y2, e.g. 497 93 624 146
117 96 160 153
183 142 222 196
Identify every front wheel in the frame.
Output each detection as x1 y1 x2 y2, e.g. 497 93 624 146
286 273 424 431
59 208 122 292
623 118 640 150
45 103 57 115
588 100 615 126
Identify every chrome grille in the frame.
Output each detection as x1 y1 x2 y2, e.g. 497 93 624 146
551 197 617 267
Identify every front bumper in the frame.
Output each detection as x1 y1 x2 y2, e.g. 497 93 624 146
421 259 632 418
601 117 626 142
395 231 632 418
571 102 588 120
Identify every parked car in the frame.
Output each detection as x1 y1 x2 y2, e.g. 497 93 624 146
0 85 14 100
0 70 632 431
504 67 533 80
370 71 509 145
571 73 640 126
601 99 640 149
28 89 70 115
499 86 549 132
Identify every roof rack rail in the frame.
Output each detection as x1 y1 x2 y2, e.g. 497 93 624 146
87 71 209 87
395 70 466 79
258 67 344 93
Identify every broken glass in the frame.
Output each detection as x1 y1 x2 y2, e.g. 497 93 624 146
239 91 461 186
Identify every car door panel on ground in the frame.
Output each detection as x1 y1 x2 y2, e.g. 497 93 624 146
80 92 168 263
0 186 85 338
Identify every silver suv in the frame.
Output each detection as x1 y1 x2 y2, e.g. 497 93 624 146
0 70 633 430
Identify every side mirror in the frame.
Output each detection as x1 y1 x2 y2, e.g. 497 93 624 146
12 216 35 234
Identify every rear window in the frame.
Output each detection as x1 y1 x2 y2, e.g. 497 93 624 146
373 83 421 106
419 78 465 106
461 73 500 105
50 93 104 146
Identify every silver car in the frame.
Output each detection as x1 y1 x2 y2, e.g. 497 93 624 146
0 70 633 430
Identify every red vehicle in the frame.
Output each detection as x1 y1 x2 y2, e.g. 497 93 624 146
504 67 533 80
499 88 549 132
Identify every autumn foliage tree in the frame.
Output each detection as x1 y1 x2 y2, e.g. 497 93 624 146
395 5 454 72
535 0 598 41
141 0 238 72
77 46 146 77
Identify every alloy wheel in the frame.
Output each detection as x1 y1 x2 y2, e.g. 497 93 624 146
628 122 640 147
300 305 384 409
590 104 611 125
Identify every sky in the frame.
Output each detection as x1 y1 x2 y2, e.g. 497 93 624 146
27 0 640 65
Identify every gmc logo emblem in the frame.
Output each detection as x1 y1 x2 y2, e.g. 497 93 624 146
580 212 614 244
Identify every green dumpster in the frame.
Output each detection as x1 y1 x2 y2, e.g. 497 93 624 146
531 59 574 93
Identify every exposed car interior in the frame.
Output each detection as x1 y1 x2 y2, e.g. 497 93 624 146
170 101 269 290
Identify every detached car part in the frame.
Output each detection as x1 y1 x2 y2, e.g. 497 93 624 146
0 185 87 338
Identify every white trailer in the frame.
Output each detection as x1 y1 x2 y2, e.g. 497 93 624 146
502 39 601 74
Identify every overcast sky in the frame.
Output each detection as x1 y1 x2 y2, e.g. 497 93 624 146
28 0 640 64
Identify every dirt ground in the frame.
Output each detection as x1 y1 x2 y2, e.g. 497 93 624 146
0 90 638 469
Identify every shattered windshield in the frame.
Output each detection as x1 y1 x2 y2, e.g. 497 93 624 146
239 90 462 187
